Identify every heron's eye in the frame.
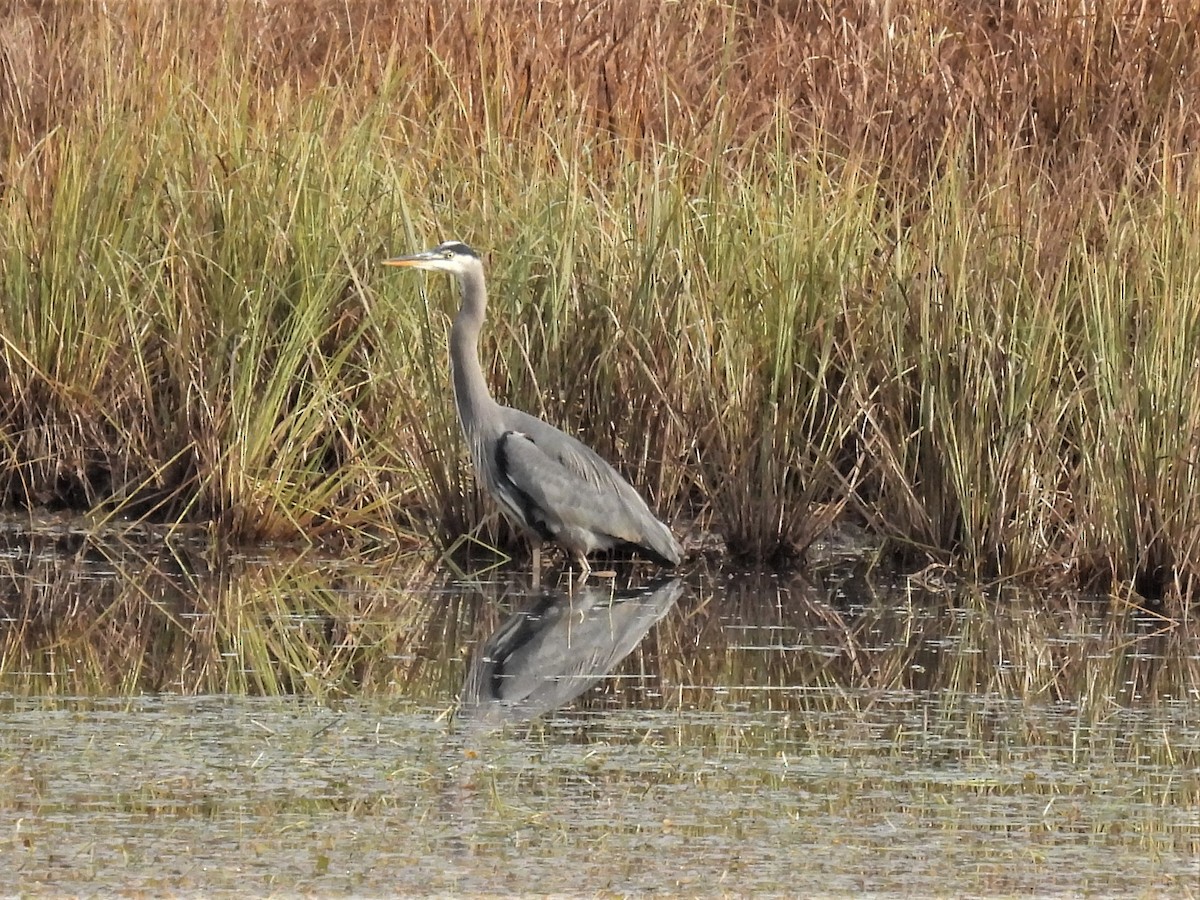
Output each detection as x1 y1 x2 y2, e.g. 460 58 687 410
442 250 454 259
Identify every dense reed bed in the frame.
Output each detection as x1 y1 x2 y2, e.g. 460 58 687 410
3 1 1200 601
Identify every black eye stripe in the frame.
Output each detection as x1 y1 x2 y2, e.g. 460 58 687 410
435 241 479 258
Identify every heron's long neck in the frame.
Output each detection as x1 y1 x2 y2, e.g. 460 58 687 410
449 266 496 442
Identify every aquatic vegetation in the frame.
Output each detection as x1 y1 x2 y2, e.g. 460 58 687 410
2 2 1200 600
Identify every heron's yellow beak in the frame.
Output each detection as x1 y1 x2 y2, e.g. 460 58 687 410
381 257 421 267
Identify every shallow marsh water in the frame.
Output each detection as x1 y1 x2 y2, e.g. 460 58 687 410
0 521 1198 895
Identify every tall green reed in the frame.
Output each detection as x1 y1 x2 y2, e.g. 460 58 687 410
1 23 430 543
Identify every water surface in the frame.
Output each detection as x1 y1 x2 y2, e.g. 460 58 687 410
0 525 1197 894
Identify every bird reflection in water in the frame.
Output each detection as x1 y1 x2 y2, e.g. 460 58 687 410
459 576 683 726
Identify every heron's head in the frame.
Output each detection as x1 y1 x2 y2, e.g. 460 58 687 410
382 240 481 277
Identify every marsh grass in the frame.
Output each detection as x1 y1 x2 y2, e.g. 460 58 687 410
3 2 1200 599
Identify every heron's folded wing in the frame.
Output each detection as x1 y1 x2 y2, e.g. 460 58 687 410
497 410 683 565
497 431 646 544
501 409 646 500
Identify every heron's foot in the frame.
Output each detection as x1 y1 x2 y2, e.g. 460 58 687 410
531 544 542 589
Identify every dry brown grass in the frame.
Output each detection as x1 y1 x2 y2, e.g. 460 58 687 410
6 1 1199 184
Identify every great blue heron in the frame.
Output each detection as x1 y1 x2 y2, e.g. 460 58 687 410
383 240 682 576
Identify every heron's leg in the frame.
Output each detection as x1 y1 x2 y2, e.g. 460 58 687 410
531 543 542 589
572 551 591 584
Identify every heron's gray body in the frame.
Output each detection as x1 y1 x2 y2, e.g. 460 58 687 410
386 241 681 572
